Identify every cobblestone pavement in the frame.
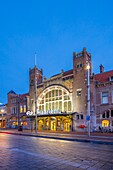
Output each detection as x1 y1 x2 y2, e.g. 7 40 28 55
0 133 113 170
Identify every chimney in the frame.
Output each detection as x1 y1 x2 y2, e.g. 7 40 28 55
100 64 104 73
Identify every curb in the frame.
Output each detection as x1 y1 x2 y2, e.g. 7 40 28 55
1 131 113 145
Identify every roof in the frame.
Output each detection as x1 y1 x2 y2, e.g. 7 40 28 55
8 90 16 94
63 69 73 76
95 70 113 83
50 69 73 78
19 93 29 99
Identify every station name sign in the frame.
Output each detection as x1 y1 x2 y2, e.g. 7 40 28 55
26 110 62 116
38 110 61 115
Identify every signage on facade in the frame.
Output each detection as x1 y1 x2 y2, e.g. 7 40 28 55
37 110 61 115
26 111 35 116
26 110 62 116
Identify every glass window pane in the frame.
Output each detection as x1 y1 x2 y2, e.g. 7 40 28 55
59 101 62 111
68 101 71 111
64 102 67 112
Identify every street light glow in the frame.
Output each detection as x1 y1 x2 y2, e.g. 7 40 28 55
86 63 90 70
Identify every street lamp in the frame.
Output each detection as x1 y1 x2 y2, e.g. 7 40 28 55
1 109 4 128
87 62 90 137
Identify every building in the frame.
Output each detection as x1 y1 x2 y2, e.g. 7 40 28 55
0 104 6 128
29 48 94 132
6 48 113 132
6 90 30 129
94 65 113 132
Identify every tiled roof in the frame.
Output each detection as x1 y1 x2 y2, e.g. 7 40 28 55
19 93 29 99
63 69 73 76
50 69 73 78
95 70 113 83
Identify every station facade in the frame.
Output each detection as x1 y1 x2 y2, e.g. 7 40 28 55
6 48 113 132
29 48 94 132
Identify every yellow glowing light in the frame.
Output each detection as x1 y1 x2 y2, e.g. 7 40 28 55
1 109 4 113
102 120 109 127
86 64 90 70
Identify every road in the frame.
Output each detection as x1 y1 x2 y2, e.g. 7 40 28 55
0 133 113 170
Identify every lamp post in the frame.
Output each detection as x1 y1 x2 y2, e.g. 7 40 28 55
87 62 90 137
17 100 20 127
1 109 4 128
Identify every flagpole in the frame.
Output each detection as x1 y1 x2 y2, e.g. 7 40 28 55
34 53 37 133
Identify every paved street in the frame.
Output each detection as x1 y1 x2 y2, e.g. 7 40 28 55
0 133 113 170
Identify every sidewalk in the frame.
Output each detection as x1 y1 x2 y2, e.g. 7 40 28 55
0 129 113 145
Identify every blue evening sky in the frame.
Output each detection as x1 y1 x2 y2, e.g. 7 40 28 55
0 0 113 104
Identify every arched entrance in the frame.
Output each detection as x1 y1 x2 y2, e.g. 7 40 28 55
51 117 56 131
38 119 44 130
63 118 71 131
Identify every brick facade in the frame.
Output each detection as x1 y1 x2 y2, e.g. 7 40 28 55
6 48 113 132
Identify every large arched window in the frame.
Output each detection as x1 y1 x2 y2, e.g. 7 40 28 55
38 85 72 113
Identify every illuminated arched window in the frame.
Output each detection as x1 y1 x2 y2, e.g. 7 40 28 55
38 85 72 113
102 120 109 127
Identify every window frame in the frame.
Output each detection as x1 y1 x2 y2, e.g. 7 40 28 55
101 91 109 104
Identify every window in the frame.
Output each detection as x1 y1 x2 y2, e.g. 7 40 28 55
77 90 81 96
11 99 16 104
80 64 82 68
110 76 113 81
77 89 82 96
20 105 23 113
112 90 113 103
76 115 79 120
102 120 109 127
77 64 79 68
23 105 26 113
106 111 109 118
111 110 113 117
102 92 108 104
102 113 105 118
11 107 16 114
81 115 83 119
76 63 82 68
31 99 33 104
38 86 72 113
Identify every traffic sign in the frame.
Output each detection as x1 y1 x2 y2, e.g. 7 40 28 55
86 115 90 121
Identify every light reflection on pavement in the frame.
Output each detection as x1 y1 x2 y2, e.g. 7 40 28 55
0 133 113 170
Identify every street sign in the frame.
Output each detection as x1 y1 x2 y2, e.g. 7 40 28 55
86 115 90 121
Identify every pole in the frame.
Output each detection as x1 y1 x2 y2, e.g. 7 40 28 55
87 62 90 137
2 113 3 128
18 101 20 127
35 66 38 133
1 109 4 128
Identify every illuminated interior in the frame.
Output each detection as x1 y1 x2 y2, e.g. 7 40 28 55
38 115 72 131
102 120 109 127
38 85 72 113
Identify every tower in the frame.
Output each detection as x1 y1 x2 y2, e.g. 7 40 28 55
29 66 43 113
72 47 92 114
